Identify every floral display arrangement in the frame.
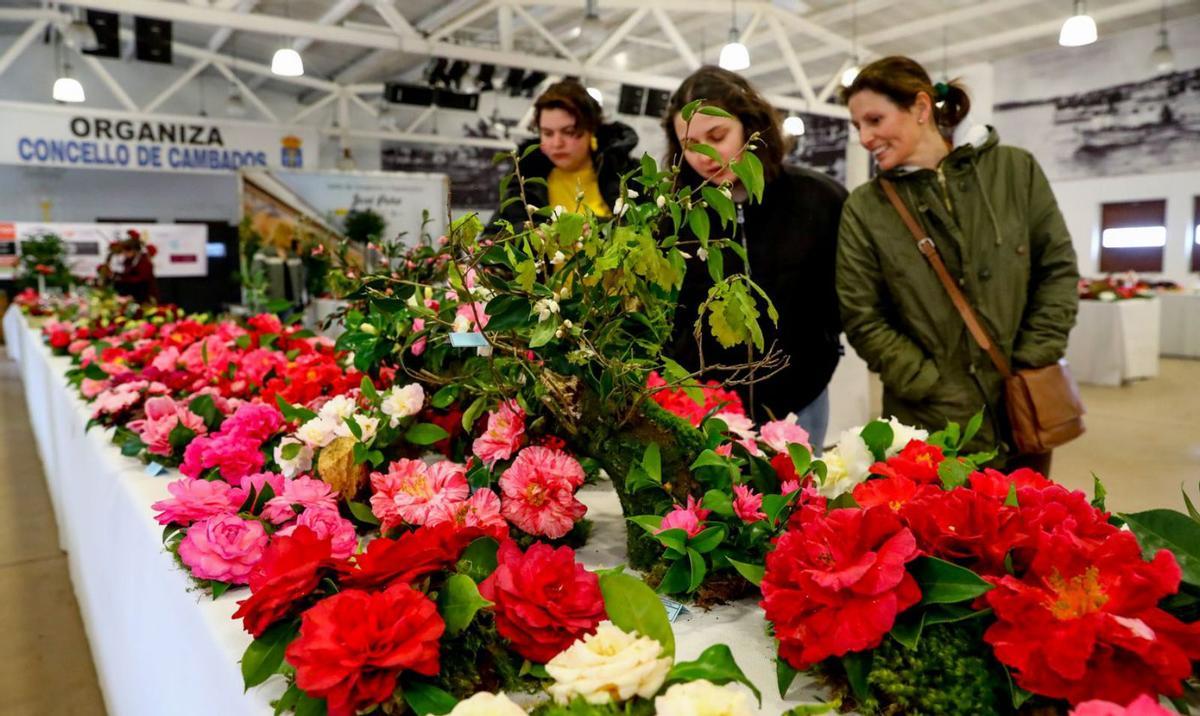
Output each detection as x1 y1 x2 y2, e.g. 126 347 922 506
14 95 1200 715
1076 273 1180 301
15 231 75 293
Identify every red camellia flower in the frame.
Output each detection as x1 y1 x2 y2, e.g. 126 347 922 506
852 475 938 512
761 506 922 670
339 522 495 591
233 526 340 638
479 541 605 663
869 439 944 483
285 584 443 716
1017 485 1118 545
984 529 1200 705
969 467 1054 500
770 451 801 486
901 487 1029 576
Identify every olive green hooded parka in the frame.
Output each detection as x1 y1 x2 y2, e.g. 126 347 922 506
836 126 1080 457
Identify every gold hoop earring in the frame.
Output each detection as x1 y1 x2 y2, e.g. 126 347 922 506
590 136 598 151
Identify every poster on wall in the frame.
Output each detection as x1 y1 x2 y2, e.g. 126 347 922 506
785 112 849 185
992 19 1200 180
0 101 319 175
381 142 505 210
0 222 207 278
274 170 449 246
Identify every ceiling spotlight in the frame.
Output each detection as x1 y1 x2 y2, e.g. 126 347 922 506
1059 0 1098 47
587 86 603 105
840 62 860 88
271 45 304 76
1149 1 1174 73
53 75 85 103
719 27 750 71
63 14 99 52
783 114 805 136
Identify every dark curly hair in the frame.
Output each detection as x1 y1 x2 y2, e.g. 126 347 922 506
662 65 790 185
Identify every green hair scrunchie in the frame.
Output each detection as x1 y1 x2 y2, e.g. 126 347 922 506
933 82 950 101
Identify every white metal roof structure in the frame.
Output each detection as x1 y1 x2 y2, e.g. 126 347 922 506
1 0 1197 149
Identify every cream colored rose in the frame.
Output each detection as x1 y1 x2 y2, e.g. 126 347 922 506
546 621 672 705
653 680 753 716
446 692 525 716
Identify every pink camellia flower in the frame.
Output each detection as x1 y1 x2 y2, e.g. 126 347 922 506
152 478 244 526
733 484 767 523
410 318 427 356
760 415 810 454
276 508 358 559
181 335 233 377
177 513 269 585
472 400 526 465
657 496 712 538
241 348 288 385
182 433 266 482
369 459 470 530
499 446 587 539
261 476 338 524
67 339 90 355
448 488 509 536
239 472 286 501
127 396 208 457
91 385 142 417
222 403 284 442
1070 695 1174 716
454 301 491 331
80 378 108 399
714 411 758 442
150 345 181 372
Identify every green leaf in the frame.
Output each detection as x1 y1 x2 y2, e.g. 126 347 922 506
240 620 297 690
776 653 800 699
456 537 500 583
657 557 690 595
910 556 992 605
188 394 221 430
211 580 231 600
701 186 736 228
687 547 707 592
1092 472 1108 512
727 557 765 587
687 206 710 245
347 500 380 526
889 609 925 649
1120 509 1200 585
402 680 458 715
280 442 302 461
938 458 973 490
1184 485 1200 523
842 651 872 702
667 643 761 704
688 142 726 169
625 464 661 494
628 514 664 535
690 449 730 470
83 362 107 380
484 295 532 332
783 702 841 716
923 604 993 627
787 443 812 478
702 488 734 517
275 394 317 423
461 396 487 432
859 421 894 462
599 571 675 657
405 422 449 446
438 574 494 635
529 319 557 348
1005 666 1033 709
640 152 658 180
963 409 984 445
731 150 765 202
642 443 662 483
706 245 725 283
697 105 735 119
688 525 726 554
168 423 196 450
343 415 363 441
430 385 460 410
293 690 327 716
654 528 690 556
1004 481 1019 507
762 492 796 527
680 98 703 123
359 376 378 402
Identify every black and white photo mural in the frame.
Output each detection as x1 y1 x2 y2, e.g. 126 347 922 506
785 113 849 186
993 15 1200 180
380 118 510 209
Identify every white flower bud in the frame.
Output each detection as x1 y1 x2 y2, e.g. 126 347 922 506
697 248 709 262
656 195 668 209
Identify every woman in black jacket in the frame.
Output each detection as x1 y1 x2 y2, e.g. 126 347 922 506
490 79 639 230
665 66 847 450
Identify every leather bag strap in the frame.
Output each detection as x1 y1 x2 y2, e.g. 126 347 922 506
878 177 1013 378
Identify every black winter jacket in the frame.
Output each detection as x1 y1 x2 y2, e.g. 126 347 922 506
671 164 848 422
488 121 640 230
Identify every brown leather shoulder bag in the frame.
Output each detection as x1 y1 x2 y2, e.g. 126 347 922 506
878 178 1085 455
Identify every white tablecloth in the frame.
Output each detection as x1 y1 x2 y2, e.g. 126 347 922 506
1065 299 1161 386
1159 293 1200 359
1 306 824 715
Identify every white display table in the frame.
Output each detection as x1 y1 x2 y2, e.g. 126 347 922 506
1065 298 1161 386
1 307 824 716
1159 293 1200 359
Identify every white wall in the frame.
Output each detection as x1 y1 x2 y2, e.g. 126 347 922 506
1051 169 1198 287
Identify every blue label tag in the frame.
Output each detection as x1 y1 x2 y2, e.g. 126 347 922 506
448 331 489 348
659 597 688 623
145 462 167 476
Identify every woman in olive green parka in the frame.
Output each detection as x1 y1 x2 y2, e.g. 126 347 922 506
837 57 1079 470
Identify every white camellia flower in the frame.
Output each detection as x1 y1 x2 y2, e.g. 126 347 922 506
816 428 875 499
653 680 753 716
452 313 473 333
546 621 672 705
273 437 313 478
317 394 357 422
380 383 425 428
534 298 561 322
334 413 379 443
446 692 526 715
884 417 929 457
296 416 338 449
